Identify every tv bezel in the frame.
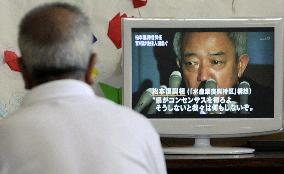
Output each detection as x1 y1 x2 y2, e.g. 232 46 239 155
122 18 283 138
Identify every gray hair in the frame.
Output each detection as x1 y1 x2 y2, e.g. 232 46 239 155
18 2 92 81
173 32 247 61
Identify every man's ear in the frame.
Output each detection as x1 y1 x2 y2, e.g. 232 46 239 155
18 57 33 89
85 53 97 85
237 54 249 78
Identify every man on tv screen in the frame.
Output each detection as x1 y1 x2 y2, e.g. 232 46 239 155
171 31 273 116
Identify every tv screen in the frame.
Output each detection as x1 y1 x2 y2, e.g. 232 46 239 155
123 18 283 144
131 28 274 118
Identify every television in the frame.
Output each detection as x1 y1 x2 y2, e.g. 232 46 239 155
122 18 283 154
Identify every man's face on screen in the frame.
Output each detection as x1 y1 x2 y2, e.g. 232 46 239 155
179 32 241 89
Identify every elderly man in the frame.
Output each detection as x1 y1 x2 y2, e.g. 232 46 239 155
173 31 273 115
0 3 166 174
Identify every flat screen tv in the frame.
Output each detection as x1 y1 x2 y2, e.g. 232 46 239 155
123 18 283 154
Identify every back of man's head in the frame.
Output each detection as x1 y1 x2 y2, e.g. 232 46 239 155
18 2 92 86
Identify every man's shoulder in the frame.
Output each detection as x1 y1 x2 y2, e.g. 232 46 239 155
242 77 273 114
95 96 155 128
243 77 272 97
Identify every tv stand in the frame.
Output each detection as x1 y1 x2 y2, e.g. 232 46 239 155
163 138 255 155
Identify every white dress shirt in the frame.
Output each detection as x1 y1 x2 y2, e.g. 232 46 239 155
0 80 167 174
